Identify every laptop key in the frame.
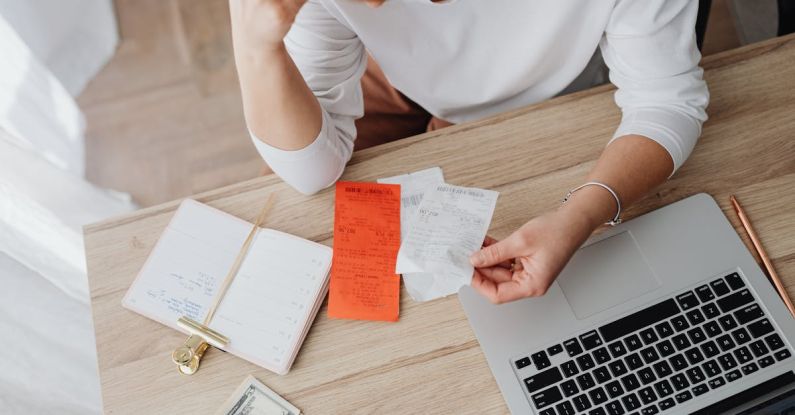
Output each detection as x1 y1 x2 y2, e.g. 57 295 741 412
561 361 579 377
717 289 753 313
532 385 563 409
655 321 674 338
524 367 564 393
766 333 785 350
532 351 551 369
734 303 764 325
577 372 596 390
589 408 607 415
641 347 660 364
710 279 730 297
750 340 769 357
686 309 705 326
638 386 657 404
641 405 659 415
609 341 628 358
639 368 657 386
621 373 640 391
703 321 722 337
555 400 576 415
692 383 709 396
515 356 531 369
622 393 641 411
747 318 774 338
684 347 704 364
670 373 689 391
625 352 644 370
725 369 741 382
640 328 658 345
702 302 720 319
672 334 690 351
560 379 579 397
625 334 643 351
653 360 672 378
581 330 604 350
599 299 680 342
573 394 592 411
589 386 609 405
687 326 707 344
708 376 726 389
701 340 719 358
718 315 738 331
654 379 673 397
702 359 722 377
658 397 675 411
741 362 759 375
671 315 689 332
759 355 775 367
605 400 625 415
725 272 745 290
539 409 555 415
675 390 692 403
605 380 624 398
609 360 628 377
593 347 612 364
676 291 699 310
716 334 735 351
656 340 675 357
594 366 612 383
775 349 792 361
577 354 596 371
548 344 564 356
669 353 688 371
732 327 752 345
718 353 738 370
695 285 715 302
564 338 583 357
734 346 753 363
686 367 706 384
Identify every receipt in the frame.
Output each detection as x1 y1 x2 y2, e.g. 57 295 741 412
378 167 446 302
395 184 499 300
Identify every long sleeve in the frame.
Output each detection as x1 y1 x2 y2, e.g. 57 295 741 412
250 0 366 195
601 0 709 174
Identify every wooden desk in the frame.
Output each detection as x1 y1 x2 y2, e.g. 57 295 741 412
85 34 795 414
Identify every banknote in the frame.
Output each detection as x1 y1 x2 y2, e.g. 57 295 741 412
215 375 301 415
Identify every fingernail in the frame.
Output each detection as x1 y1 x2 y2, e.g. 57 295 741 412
469 251 482 266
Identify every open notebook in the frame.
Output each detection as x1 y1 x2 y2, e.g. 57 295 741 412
122 199 332 375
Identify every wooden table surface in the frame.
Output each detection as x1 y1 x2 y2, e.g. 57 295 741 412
85 34 795 414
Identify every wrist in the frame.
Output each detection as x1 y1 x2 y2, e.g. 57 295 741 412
235 40 288 67
558 184 619 230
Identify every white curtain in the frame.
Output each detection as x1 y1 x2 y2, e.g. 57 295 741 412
0 3 133 414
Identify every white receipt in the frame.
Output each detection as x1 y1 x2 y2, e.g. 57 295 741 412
378 167 447 301
395 184 499 300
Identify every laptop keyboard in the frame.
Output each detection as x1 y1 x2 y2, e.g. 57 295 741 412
513 272 793 415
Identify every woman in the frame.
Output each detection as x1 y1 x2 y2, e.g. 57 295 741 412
230 0 709 304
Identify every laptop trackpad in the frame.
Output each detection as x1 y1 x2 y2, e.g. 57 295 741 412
558 231 660 320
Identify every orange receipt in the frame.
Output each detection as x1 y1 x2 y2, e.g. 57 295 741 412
328 181 402 321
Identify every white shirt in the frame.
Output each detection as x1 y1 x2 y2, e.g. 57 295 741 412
252 0 709 195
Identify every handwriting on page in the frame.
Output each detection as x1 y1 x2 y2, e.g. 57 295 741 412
328 182 401 321
395 184 498 293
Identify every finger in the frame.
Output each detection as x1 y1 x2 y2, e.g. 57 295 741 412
476 265 514 283
493 270 551 303
482 235 498 247
470 234 524 267
471 270 500 303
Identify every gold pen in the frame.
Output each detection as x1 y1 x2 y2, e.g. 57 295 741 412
730 195 795 318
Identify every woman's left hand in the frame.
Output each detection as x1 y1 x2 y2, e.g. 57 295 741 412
468 207 597 304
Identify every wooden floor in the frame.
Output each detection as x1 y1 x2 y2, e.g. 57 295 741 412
80 0 742 207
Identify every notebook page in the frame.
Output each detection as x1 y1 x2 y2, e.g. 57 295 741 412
122 199 332 374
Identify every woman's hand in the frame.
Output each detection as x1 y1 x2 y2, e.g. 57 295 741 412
229 0 308 55
469 206 598 304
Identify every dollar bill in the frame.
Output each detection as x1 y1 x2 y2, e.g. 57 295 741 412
215 375 301 415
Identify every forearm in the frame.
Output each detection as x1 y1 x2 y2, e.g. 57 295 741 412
234 43 322 151
560 134 674 230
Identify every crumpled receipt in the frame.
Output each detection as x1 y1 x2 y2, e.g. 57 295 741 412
395 183 499 301
378 167 446 301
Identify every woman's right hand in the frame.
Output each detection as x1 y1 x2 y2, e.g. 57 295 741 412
229 0 308 55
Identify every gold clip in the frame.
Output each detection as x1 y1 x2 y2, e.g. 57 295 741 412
171 194 275 375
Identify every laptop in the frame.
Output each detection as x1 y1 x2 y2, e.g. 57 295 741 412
459 193 795 414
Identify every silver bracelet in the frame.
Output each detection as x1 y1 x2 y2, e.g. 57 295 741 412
561 181 623 226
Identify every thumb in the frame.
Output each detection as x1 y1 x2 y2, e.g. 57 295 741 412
470 235 523 267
